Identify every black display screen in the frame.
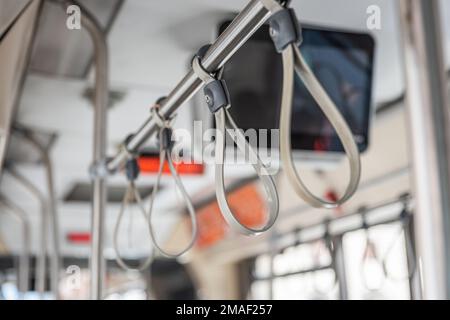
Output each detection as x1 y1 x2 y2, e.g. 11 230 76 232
218 22 375 153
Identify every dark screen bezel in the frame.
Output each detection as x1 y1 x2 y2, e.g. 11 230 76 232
218 21 375 154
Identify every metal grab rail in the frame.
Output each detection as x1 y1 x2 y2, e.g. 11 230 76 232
51 0 362 298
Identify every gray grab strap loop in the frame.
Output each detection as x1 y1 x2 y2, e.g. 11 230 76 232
147 104 198 258
275 6 361 209
381 206 417 281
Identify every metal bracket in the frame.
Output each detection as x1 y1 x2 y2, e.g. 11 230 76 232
269 8 302 53
192 43 231 114
204 80 231 114
125 158 140 181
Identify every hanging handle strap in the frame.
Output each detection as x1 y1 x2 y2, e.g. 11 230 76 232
147 104 198 258
271 7 361 209
192 54 279 236
113 154 153 271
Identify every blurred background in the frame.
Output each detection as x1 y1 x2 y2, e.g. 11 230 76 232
0 0 449 300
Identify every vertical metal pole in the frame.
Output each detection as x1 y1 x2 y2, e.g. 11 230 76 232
399 0 450 299
60 0 109 300
87 19 108 302
332 235 348 300
43 150 60 299
38 199 48 298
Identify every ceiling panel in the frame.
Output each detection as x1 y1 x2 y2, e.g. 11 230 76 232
107 0 405 103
